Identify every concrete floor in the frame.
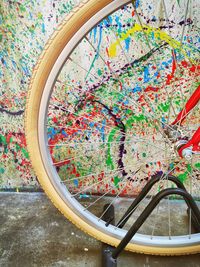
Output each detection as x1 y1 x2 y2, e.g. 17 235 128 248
0 192 200 267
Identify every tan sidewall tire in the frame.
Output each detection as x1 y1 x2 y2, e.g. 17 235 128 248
25 0 200 255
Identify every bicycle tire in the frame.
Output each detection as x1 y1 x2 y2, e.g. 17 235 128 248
25 0 200 255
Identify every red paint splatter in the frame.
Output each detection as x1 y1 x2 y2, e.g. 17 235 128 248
189 64 200 73
166 53 176 85
106 47 109 57
181 60 188 68
52 117 57 123
144 86 159 92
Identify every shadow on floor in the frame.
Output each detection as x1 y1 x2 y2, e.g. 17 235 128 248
0 192 199 267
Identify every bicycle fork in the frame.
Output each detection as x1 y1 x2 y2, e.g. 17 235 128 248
166 85 200 159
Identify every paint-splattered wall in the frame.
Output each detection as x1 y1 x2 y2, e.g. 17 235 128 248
0 0 80 189
0 0 199 193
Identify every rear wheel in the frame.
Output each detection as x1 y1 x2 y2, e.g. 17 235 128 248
25 0 200 255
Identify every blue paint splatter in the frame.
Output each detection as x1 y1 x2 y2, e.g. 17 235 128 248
61 130 68 137
153 71 159 79
144 66 150 83
135 0 140 8
106 15 113 25
96 119 106 142
89 122 95 127
133 84 142 93
42 23 45 33
48 127 57 139
115 16 122 34
90 26 97 43
21 65 30 76
96 23 103 58
113 105 119 114
74 179 79 187
161 116 166 128
169 163 174 170
12 60 17 69
86 23 103 79
79 194 90 199
124 37 131 52
123 99 129 105
152 16 156 22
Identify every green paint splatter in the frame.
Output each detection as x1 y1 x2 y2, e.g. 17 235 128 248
106 128 118 169
114 176 120 188
0 168 5 174
85 54 97 80
22 148 29 159
28 25 35 34
175 100 181 106
15 143 21 152
194 163 200 169
0 135 7 145
58 1 78 15
178 172 187 183
158 102 170 112
126 114 147 128
19 5 26 12
97 69 102 76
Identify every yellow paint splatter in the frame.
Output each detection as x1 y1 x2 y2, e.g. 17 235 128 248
108 23 195 61
37 12 43 19
109 24 142 57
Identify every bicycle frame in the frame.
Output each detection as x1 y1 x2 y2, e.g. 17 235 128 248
171 85 200 157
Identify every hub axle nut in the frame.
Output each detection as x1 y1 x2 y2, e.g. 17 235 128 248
181 146 193 160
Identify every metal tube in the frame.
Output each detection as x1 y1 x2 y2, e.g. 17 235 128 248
117 174 187 228
112 188 200 259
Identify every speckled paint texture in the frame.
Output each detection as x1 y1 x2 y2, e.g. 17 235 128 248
0 0 80 188
0 0 199 194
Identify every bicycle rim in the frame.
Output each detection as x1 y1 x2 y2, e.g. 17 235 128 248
25 0 200 255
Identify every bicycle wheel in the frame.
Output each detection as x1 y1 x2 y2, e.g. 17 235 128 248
25 0 200 255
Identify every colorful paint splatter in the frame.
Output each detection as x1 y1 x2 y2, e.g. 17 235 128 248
0 0 80 188
44 0 200 197
0 0 199 196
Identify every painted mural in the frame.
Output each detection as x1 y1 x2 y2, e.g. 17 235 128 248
0 0 200 195
45 0 200 197
0 0 80 189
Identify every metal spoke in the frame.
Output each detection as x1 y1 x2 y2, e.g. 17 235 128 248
71 170 122 197
50 103 121 133
98 177 135 221
134 1 180 119
106 15 177 120
49 135 167 153
83 25 181 139
83 174 128 211
115 160 184 229
48 137 165 147
61 166 126 183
